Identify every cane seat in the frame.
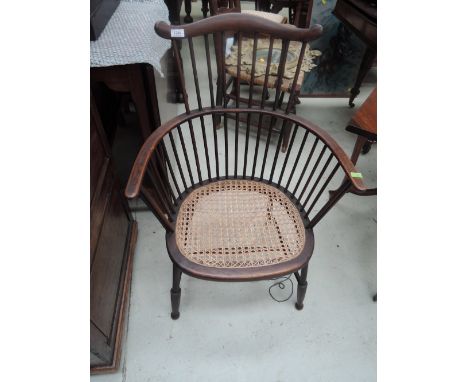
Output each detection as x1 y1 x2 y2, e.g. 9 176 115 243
175 179 306 269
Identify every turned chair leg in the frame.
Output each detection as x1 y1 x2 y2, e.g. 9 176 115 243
295 264 309 310
170 263 182 319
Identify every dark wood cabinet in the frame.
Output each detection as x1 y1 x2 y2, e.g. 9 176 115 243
90 95 138 373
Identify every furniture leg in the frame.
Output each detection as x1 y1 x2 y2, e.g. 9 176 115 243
295 263 309 310
362 140 372 154
350 134 368 165
201 0 209 17
184 0 193 23
346 135 377 196
164 0 182 25
257 0 270 11
170 263 182 319
349 47 376 108
166 46 184 103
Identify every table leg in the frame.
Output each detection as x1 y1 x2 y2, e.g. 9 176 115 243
184 0 193 23
257 0 271 11
164 0 182 25
350 134 368 165
201 0 209 17
348 134 377 195
349 47 376 108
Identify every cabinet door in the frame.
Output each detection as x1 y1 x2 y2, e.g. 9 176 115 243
90 181 130 340
90 93 136 372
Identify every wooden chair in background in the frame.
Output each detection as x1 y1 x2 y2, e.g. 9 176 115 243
125 14 369 319
206 2 320 152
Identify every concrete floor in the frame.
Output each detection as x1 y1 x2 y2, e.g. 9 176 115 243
92 4 376 382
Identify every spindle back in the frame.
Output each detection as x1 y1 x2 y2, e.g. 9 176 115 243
155 13 323 117
125 107 366 232
125 14 365 234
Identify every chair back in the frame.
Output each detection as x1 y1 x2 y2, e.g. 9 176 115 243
155 13 322 116
124 14 366 234
125 107 366 233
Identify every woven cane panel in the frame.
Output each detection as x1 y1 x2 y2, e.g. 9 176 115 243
175 180 305 268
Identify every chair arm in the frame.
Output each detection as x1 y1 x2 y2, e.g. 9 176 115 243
125 113 190 199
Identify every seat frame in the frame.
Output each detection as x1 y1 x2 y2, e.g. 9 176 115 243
166 176 315 282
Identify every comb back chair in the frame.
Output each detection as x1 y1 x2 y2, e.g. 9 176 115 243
125 14 367 319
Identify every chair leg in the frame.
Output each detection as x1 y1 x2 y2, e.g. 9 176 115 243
295 264 309 310
170 263 182 319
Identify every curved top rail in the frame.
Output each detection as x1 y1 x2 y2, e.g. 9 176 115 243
155 13 323 41
125 107 367 199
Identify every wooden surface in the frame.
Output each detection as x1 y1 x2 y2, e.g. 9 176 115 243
155 13 323 40
345 88 377 196
347 87 377 140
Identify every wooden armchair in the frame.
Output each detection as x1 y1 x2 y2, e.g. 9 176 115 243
125 14 367 319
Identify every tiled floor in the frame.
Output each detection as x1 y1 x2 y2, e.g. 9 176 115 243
92 4 376 382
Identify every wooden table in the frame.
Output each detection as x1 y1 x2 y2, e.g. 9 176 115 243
347 87 377 196
91 64 162 142
333 0 377 107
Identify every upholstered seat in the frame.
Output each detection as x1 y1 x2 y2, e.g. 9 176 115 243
175 179 305 269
